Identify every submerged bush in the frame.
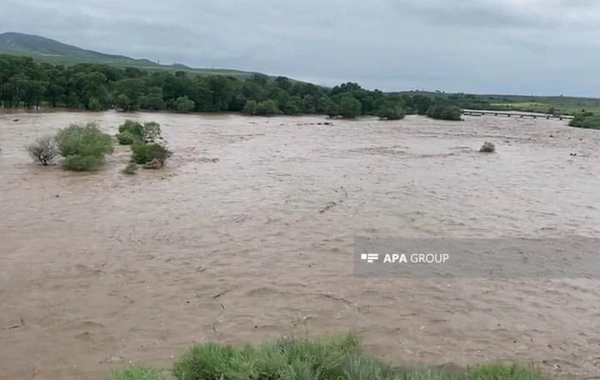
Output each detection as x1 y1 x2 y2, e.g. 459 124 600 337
26 135 58 165
55 123 114 171
175 96 195 113
256 100 280 116
131 142 171 168
480 141 496 153
117 131 137 145
427 105 462 121
88 98 103 111
119 120 144 137
338 95 362 118
116 120 143 145
122 162 138 175
242 100 258 115
378 106 405 120
61 154 107 171
569 114 600 130
116 120 162 144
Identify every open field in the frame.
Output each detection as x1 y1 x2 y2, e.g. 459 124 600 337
491 101 600 115
1 112 600 379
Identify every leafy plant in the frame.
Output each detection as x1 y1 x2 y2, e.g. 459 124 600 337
118 120 144 138
61 154 106 171
338 95 362 118
242 100 258 115
116 120 162 144
117 131 137 145
175 96 195 113
427 105 462 121
55 123 114 171
131 142 171 167
378 106 405 120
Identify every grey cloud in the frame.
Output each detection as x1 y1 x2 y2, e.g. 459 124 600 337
1 0 600 96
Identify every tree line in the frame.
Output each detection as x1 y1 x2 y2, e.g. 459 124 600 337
0 54 467 120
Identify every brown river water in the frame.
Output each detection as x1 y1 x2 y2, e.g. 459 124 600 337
1 111 600 379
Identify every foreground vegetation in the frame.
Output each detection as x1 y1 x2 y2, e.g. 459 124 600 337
106 334 550 380
56 123 114 170
27 123 114 170
26 120 171 171
1 55 461 120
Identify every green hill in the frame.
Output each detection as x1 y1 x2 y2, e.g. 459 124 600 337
0 32 263 79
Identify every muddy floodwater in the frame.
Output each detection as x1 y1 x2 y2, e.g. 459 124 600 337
1 111 600 379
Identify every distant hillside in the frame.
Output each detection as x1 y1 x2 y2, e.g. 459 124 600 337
0 32 264 79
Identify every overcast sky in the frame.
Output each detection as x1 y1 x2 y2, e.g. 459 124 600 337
1 0 599 96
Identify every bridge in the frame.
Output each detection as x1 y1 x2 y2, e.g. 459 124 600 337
461 109 573 120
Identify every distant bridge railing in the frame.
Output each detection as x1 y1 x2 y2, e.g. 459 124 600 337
461 109 574 120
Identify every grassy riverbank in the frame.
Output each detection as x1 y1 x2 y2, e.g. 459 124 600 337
106 334 551 380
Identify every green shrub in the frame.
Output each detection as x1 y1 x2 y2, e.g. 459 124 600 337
480 141 496 153
427 105 462 121
118 120 144 143
242 100 258 115
378 106 405 120
175 96 195 113
173 333 364 380
55 123 114 171
131 142 171 167
62 154 107 171
117 120 162 143
284 97 302 115
88 98 103 111
569 114 600 129
26 135 58 165
324 99 339 118
256 100 280 116
171 333 550 380
119 120 144 137
338 95 362 118
117 131 137 145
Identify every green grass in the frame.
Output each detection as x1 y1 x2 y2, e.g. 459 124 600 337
106 366 175 380
491 102 552 113
106 334 552 380
569 114 600 130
